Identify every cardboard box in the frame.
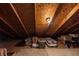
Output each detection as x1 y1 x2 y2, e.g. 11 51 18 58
58 39 65 48
60 35 72 41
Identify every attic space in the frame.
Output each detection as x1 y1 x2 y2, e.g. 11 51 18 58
0 3 79 56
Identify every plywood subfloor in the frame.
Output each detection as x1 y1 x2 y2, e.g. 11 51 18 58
13 46 79 56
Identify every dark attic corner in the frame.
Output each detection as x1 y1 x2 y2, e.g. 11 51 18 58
0 3 79 56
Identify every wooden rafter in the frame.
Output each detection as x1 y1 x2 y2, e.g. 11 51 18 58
48 4 79 36
0 17 18 35
62 19 79 34
71 26 79 33
0 28 14 38
9 3 29 37
42 4 59 36
54 4 79 35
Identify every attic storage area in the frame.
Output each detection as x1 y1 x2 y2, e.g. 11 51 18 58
0 3 79 56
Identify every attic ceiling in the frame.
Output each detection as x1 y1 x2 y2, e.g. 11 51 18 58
0 3 79 39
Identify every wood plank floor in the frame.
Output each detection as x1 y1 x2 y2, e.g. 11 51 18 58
13 47 79 56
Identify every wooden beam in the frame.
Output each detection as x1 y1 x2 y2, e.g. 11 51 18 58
0 28 14 38
71 26 79 33
47 4 79 36
9 3 29 37
0 17 18 35
72 29 79 33
62 20 79 34
42 4 59 36
54 4 79 34
35 3 59 36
